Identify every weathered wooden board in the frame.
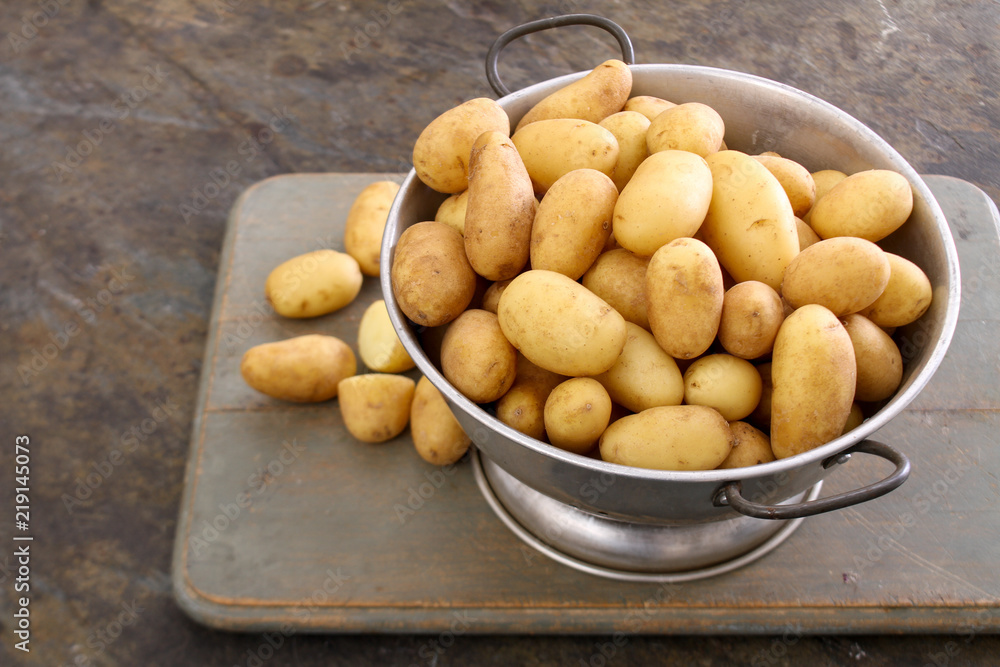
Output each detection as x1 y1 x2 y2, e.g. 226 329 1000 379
172 173 1000 634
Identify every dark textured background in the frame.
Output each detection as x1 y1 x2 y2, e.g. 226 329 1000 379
1 0 998 665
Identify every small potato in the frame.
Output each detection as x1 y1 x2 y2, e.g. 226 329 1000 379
530 169 617 279
515 59 632 131
718 281 785 360
391 221 477 327
544 378 613 454
411 376 471 465
481 278 513 314
683 354 762 421
357 299 415 373
497 355 566 441
809 169 914 242
344 180 400 276
592 322 684 412
511 118 619 194
599 111 651 192
646 102 725 158
646 237 724 359
581 249 650 330
803 169 848 224
241 334 356 403
781 237 891 316
843 402 865 434
440 309 517 403
842 313 903 402
338 374 415 443
795 216 822 250
861 253 933 327
623 95 676 121
434 190 468 236
266 249 362 318
599 405 733 471
412 97 510 193
749 362 773 430
717 421 775 469
752 155 816 218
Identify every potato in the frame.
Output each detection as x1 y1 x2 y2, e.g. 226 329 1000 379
717 421 775 469
646 237 724 359
338 374 415 443
599 405 733 471
803 169 847 224
530 169 617 279
412 97 510 193
265 249 362 318
809 169 914 242
343 180 399 276
752 155 816 218
543 378 613 454
843 402 865 434
357 299 415 373
683 354 762 421
463 131 536 281
842 313 903 402
391 221 477 327
581 249 650 330
440 309 517 403
749 362 773 430
497 355 566 441
861 252 933 327
511 118 619 194
623 95 676 121
515 59 632 131
646 102 725 158
599 111 651 192
434 190 468 236
718 281 784 360
241 334 356 403
770 304 857 458
481 278 513 314
795 216 821 250
612 150 714 257
701 151 799 290
411 376 471 465
497 270 627 376
591 322 684 412
781 237 891 316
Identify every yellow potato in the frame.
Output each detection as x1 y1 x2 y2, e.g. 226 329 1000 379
480 278 513 315
391 221 477 327
464 131 536 281
749 362 773 430
581 249 650 330
241 334 356 403
411 376 471 465
843 402 865 434
343 180 399 276
842 313 903 402
683 354 763 421
781 237 891 316
599 405 733 471
861 252 933 327
718 281 785 360
770 304 857 458
795 216 821 250
717 421 775 469
338 374 415 443
809 169 914 241
434 190 468 236
497 270 627 376
646 237 724 359
440 309 517 403
530 169 617 279
803 169 847 224
412 97 510 193
265 249 362 318
612 150 714 257
543 378 613 454
599 111 651 192
623 95 676 121
497 355 566 441
511 118 619 194
591 322 684 412
646 102 725 158
752 155 816 218
515 59 632 131
357 299 415 373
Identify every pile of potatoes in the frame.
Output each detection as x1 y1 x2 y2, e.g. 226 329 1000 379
391 58 933 471
239 180 471 467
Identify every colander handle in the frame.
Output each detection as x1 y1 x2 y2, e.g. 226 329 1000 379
485 15 636 97
715 440 911 520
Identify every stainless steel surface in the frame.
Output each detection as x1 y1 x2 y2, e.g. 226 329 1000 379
381 64 962 524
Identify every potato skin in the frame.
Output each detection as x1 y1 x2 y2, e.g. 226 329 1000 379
496 354 566 441
842 313 903 403
391 221 477 327
770 304 857 458
717 421 775 469
344 180 400 276
357 299 415 373
434 190 468 236
543 378 613 454
795 216 822 251
440 309 517 403
623 95 676 121
241 334 356 403
803 169 848 224
266 249 363 318
718 280 785 360
809 169 914 242
411 376 471 465
781 237 891 316
683 354 762 421
511 119 619 194
861 253 933 327
591 322 684 412
599 111 651 192
581 249 650 330
752 155 816 218
646 102 725 158
599 405 733 471
515 59 632 131
338 374 416 443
